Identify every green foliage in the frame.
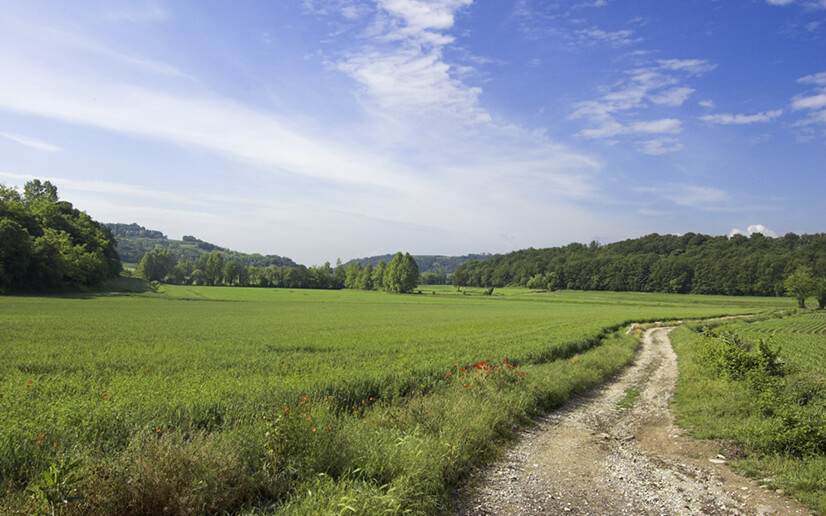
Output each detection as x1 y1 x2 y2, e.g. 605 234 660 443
672 314 826 514
695 329 783 382
27 456 86 516
135 248 175 282
0 288 784 513
383 252 419 294
453 231 826 297
784 266 816 308
814 277 826 310
106 223 297 268
0 180 120 292
346 253 492 276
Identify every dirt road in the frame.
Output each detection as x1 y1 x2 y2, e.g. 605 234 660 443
456 327 812 515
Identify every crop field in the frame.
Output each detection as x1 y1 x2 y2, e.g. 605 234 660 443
734 312 826 374
0 285 788 514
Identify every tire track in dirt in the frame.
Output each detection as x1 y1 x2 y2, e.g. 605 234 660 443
456 327 812 515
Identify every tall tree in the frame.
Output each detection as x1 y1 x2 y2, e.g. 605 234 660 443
784 266 815 308
136 248 175 282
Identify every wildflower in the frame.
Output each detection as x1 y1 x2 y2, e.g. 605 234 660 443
146 369 150 373
103 393 108 398
36 440 41 445
39 434 45 438
53 442 57 448
312 428 316 432
156 429 161 433
370 419 375 424
285 408 290 413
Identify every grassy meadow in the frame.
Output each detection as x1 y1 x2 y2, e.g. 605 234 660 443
0 284 790 514
672 310 826 514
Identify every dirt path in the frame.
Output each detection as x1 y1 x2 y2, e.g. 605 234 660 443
456 327 812 515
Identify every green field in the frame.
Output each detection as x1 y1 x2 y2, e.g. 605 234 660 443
671 311 826 514
0 285 789 514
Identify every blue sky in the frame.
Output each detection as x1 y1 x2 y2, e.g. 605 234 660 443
0 0 823 265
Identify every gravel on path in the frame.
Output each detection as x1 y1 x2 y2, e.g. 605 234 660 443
456 327 812 516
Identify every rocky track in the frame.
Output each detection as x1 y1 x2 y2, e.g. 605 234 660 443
456 327 812 515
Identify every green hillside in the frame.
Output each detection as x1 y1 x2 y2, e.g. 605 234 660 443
106 223 298 268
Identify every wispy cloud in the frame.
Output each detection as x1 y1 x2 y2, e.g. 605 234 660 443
579 118 682 138
570 59 713 148
575 27 641 47
656 59 717 74
334 0 487 121
638 183 730 209
638 137 683 155
0 132 62 153
650 87 695 106
699 109 783 125
789 72 826 132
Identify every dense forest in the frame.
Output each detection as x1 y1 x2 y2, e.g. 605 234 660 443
453 232 826 297
107 223 297 268
0 180 121 292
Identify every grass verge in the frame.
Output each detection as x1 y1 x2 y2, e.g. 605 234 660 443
670 322 826 515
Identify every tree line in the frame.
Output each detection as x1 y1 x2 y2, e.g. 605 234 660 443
137 249 421 293
453 232 826 300
0 180 121 293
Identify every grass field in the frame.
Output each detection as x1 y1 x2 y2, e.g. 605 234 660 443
671 311 826 514
0 284 789 514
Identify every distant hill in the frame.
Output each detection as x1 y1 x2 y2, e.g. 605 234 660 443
345 253 492 274
106 223 298 268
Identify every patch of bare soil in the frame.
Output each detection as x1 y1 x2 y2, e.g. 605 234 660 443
456 327 812 515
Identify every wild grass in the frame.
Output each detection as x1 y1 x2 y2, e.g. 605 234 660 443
671 314 826 515
0 285 788 514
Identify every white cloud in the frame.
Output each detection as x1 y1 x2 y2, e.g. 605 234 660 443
798 72 826 86
335 0 487 120
699 109 783 124
570 58 712 150
698 99 715 108
638 137 683 155
638 183 730 209
0 132 62 153
791 93 826 110
575 27 641 47
729 224 778 238
579 118 681 138
790 72 826 130
650 87 695 106
766 0 795 5
656 59 717 74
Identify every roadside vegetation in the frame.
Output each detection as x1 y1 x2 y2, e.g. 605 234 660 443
671 309 826 514
0 286 786 514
